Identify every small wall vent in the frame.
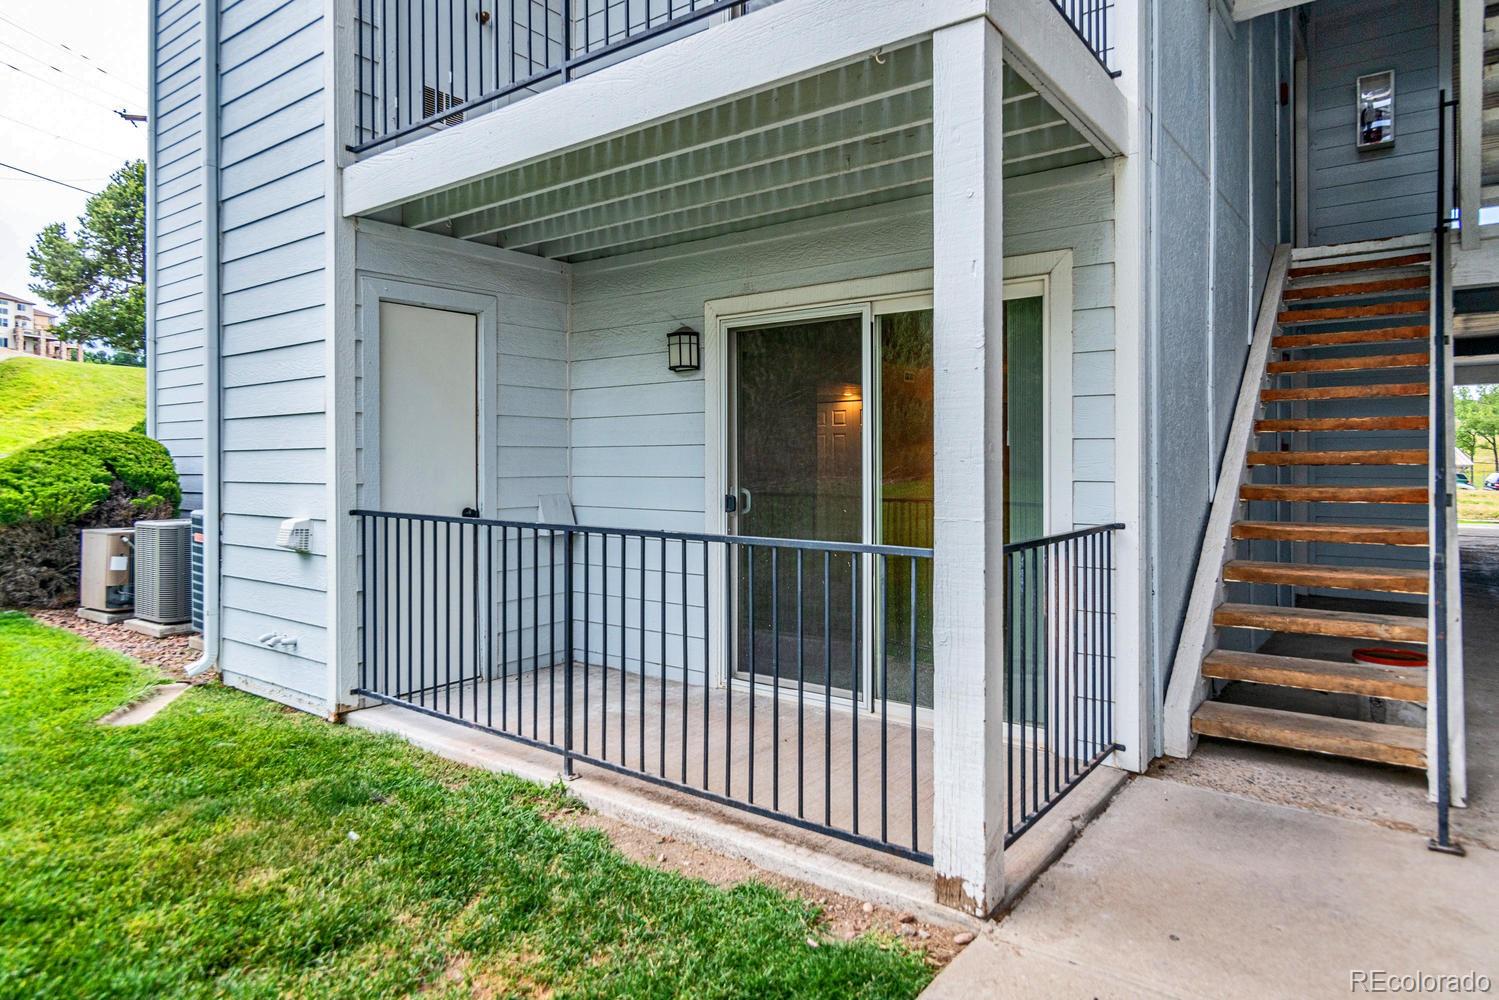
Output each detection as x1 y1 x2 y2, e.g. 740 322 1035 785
422 86 464 127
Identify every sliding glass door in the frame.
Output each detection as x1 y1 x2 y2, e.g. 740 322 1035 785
726 286 1047 714
731 311 867 696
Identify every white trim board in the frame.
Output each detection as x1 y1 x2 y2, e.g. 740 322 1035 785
1231 0 1319 21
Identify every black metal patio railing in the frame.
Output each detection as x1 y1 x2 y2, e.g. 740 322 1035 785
354 508 936 861
352 509 1122 861
351 0 1117 153
1004 523 1124 845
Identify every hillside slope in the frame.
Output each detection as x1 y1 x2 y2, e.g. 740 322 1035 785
0 357 145 456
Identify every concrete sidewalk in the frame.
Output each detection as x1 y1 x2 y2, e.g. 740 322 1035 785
923 776 1497 999
924 532 1499 998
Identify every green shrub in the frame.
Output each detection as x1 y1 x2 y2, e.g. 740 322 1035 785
128 417 147 435
0 430 179 526
0 431 181 608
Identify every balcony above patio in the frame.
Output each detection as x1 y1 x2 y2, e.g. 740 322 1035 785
341 0 1129 260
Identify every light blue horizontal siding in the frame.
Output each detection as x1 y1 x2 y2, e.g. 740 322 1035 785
568 164 1117 534
150 0 206 511
213 0 330 707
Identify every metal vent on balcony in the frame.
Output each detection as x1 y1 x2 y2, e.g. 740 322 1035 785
422 86 465 127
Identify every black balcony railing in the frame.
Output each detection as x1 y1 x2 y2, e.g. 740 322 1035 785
1004 523 1124 845
353 0 746 152
1053 0 1116 76
352 0 1116 153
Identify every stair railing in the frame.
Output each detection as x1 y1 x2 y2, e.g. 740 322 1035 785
1429 91 1465 855
1161 244 1293 757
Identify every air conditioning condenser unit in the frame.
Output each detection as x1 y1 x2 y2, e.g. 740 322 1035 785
124 519 195 638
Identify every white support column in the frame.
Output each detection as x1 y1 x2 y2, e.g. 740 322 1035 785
930 15 1006 917
1459 0 1482 250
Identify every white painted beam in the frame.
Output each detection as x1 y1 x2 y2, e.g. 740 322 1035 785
930 16 1006 917
1232 0 1320 21
488 123 934 249
529 152 932 259
984 0 1128 155
448 91 934 239
1108 0 1149 771
343 0 989 219
1452 224 1499 285
407 44 936 231
1460 0 1483 251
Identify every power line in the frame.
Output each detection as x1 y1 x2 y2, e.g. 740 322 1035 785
0 60 126 116
0 160 97 195
0 38 144 107
0 111 132 162
0 13 147 95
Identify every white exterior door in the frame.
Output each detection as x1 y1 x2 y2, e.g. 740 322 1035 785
377 301 482 702
378 301 478 515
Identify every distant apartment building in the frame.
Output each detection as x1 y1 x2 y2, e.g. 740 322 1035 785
0 292 81 361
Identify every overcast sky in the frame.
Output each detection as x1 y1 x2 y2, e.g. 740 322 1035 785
0 0 148 305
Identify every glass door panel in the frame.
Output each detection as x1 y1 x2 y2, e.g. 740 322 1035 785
1003 295 1047 725
732 314 865 694
877 309 934 709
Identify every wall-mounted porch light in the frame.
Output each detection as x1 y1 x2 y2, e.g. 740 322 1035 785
667 326 700 372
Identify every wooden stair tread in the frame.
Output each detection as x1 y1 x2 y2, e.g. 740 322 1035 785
1273 325 1428 349
1213 602 1428 642
1191 701 1426 768
1222 560 1429 595
1240 485 1427 504
1266 352 1428 375
1231 521 1427 546
1245 449 1428 466
1261 383 1428 402
1202 650 1428 701
1255 416 1429 433
1287 252 1430 278
1277 300 1428 324
1281 276 1429 301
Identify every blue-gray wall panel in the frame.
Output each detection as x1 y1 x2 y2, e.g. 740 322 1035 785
1305 0 1440 244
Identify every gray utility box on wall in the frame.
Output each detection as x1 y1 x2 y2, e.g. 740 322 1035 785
133 519 192 625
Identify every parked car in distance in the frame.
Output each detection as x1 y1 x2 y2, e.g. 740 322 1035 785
1457 472 1472 488
1486 473 1499 491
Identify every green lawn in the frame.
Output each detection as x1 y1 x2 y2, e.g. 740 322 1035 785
0 613 931 999
0 357 145 456
1458 488 1499 523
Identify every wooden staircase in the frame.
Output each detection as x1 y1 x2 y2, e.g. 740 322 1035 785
1167 239 1436 771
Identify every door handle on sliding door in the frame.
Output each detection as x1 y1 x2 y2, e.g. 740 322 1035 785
739 489 753 515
